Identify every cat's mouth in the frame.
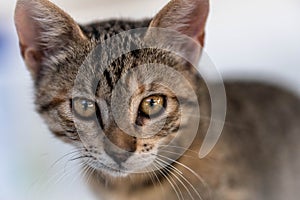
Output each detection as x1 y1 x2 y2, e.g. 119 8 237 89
93 162 130 177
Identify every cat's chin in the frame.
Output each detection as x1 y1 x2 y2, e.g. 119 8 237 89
103 169 130 178
96 165 149 178
85 155 156 178
94 164 131 178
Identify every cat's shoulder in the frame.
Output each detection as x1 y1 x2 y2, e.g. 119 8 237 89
224 81 300 107
222 80 300 137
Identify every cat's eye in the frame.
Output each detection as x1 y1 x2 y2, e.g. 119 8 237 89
139 95 165 118
72 98 96 119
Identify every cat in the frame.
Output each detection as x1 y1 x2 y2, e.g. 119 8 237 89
14 0 300 200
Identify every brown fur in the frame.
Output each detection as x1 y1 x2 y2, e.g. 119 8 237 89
15 0 300 199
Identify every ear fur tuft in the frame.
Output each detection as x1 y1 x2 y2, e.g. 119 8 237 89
14 0 86 78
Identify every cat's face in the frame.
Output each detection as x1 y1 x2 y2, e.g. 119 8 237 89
15 0 208 177
37 37 201 177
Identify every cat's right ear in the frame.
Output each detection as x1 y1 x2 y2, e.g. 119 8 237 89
145 0 209 65
14 0 87 79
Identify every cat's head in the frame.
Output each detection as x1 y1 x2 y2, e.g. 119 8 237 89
15 0 209 178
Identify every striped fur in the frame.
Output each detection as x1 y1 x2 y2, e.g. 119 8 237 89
15 1 300 200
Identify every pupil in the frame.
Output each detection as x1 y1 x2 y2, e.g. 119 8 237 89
149 99 155 107
82 100 89 110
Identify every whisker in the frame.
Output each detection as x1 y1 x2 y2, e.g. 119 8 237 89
30 148 83 188
147 169 156 186
52 155 92 187
63 153 92 174
155 153 210 195
50 147 86 169
142 159 166 198
158 149 196 159
69 159 95 186
153 161 183 200
159 145 199 155
40 153 84 189
53 160 82 186
155 157 203 200
67 160 89 187
69 155 92 162
155 159 195 200
82 161 96 185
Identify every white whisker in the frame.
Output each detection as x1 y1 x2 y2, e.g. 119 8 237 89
153 161 183 200
158 149 196 159
155 159 195 200
159 145 199 155
156 157 203 200
155 153 210 197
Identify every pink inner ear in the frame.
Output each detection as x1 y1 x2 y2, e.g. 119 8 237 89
15 4 40 56
15 2 43 76
188 8 209 46
149 0 209 46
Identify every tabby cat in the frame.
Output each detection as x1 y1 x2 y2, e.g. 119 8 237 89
15 0 300 199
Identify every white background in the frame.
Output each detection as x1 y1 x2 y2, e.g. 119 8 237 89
0 0 299 200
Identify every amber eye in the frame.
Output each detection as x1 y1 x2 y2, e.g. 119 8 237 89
139 95 165 117
73 98 96 119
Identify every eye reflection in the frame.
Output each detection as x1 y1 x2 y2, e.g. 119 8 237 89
139 95 165 118
73 98 96 119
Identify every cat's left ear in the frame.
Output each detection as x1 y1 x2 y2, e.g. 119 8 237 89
14 0 87 79
145 0 209 63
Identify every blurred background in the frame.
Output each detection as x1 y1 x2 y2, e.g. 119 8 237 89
0 0 299 199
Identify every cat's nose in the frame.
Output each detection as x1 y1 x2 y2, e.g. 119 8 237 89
104 138 134 164
103 127 137 164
